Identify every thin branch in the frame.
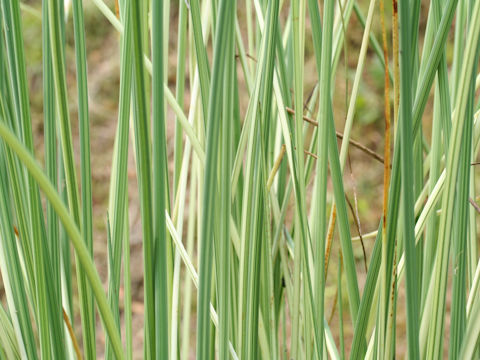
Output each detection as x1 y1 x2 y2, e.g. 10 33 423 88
469 197 480 214
285 106 385 164
345 195 368 273
63 309 83 360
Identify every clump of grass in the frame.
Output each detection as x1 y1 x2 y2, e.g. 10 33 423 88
0 0 479 359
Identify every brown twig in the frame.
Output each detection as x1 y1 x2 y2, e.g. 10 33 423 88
469 197 480 214
246 53 257 62
114 0 120 20
292 146 319 160
392 0 400 126
324 207 337 277
348 152 365 257
380 0 392 242
345 195 368 273
304 84 317 112
63 308 83 360
303 149 318 159
285 106 385 164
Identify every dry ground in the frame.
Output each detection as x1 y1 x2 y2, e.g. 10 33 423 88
7 0 478 358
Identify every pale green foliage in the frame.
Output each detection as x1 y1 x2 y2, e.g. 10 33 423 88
0 0 479 359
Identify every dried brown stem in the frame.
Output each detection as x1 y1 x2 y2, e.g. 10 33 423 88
285 106 385 164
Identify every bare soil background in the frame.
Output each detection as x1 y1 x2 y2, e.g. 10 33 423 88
10 0 476 358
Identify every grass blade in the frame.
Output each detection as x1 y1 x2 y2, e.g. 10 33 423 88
152 0 170 357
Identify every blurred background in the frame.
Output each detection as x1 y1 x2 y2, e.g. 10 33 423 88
12 0 476 358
